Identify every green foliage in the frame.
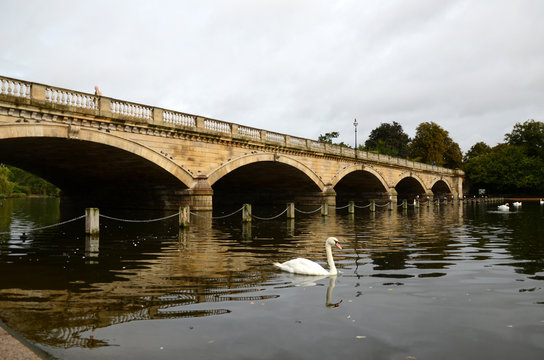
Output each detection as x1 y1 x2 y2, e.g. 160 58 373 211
3 166 59 196
364 121 410 158
318 131 349 147
464 119 544 195
443 140 463 169
318 131 340 144
464 144 544 195
463 141 491 162
409 122 463 168
504 119 544 158
0 165 14 197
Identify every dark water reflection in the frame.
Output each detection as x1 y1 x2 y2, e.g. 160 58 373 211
1 198 544 359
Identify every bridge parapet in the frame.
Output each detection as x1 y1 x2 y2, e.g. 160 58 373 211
1 75 462 178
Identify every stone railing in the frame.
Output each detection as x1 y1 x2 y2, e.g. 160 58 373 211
0 75 462 176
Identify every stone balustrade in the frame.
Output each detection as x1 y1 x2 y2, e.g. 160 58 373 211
0 75 462 176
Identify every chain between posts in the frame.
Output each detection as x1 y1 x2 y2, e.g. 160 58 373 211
0 214 86 235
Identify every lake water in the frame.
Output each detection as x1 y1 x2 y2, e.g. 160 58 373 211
1 198 543 359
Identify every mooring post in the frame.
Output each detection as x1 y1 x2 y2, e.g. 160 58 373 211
370 200 376 212
179 206 190 228
321 202 328 216
85 208 99 235
348 201 355 214
402 199 408 210
242 203 252 222
287 202 295 219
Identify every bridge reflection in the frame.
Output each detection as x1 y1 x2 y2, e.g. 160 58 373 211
0 199 472 349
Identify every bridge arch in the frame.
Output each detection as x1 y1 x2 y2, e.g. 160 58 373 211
207 153 326 206
207 153 325 190
394 172 427 201
0 123 195 186
430 178 453 199
0 123 196 208
331 164 391 204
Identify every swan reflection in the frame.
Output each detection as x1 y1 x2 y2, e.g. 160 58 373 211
283 274 342 308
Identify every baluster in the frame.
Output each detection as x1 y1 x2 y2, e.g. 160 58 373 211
1 79 5 95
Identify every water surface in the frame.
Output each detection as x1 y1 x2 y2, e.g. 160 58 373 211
1 198 543 359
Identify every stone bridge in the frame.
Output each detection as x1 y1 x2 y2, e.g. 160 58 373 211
0 75 464 210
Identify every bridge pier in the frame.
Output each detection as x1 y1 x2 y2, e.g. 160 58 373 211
388 188 398 210
180 175 213 211
321 184 336 206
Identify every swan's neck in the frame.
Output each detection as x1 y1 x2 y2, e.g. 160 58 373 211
325 243 337 275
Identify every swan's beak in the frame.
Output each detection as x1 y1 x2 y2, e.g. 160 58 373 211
335 242 342 250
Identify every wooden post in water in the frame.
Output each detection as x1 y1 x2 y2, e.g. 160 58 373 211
242 203 252 222
321 203 328 216
348 201 355 214
402 199 407 210
370 200 376 212
287 203 295 219
179 206 190 228
85 208 99 235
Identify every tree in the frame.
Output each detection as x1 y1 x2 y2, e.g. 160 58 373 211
464 144 544 194
444 140 463 169
318 131 340 144
364 121 410 158
0 165 14 197
5 166 59 196
409 122 462 168
318 131 349 147
463 141 491 162
504 119 544 158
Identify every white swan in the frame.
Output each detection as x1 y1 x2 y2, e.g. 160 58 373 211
498 203 510 211
274 237 342 276
540 199 544 205
512 201 522 207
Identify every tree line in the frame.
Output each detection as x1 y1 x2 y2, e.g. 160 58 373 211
319 119 544 196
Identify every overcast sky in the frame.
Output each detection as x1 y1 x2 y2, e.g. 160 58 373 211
2 0 543 152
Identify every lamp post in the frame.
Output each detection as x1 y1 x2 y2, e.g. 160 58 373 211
353 118 358 149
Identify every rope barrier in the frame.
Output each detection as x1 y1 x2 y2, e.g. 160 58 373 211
99 212 180 223
0 214 86 235
354 203 371 209
295 205 323 214
190 206 244 220
334 204 351 210
251 207 288 220
375 202 391 208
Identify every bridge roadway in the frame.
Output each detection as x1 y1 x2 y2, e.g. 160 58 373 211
0 75 464 210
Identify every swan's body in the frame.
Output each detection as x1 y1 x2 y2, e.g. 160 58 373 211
512 201 522 207
540 199 544 205
274 237 342 276
498 203 510 211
